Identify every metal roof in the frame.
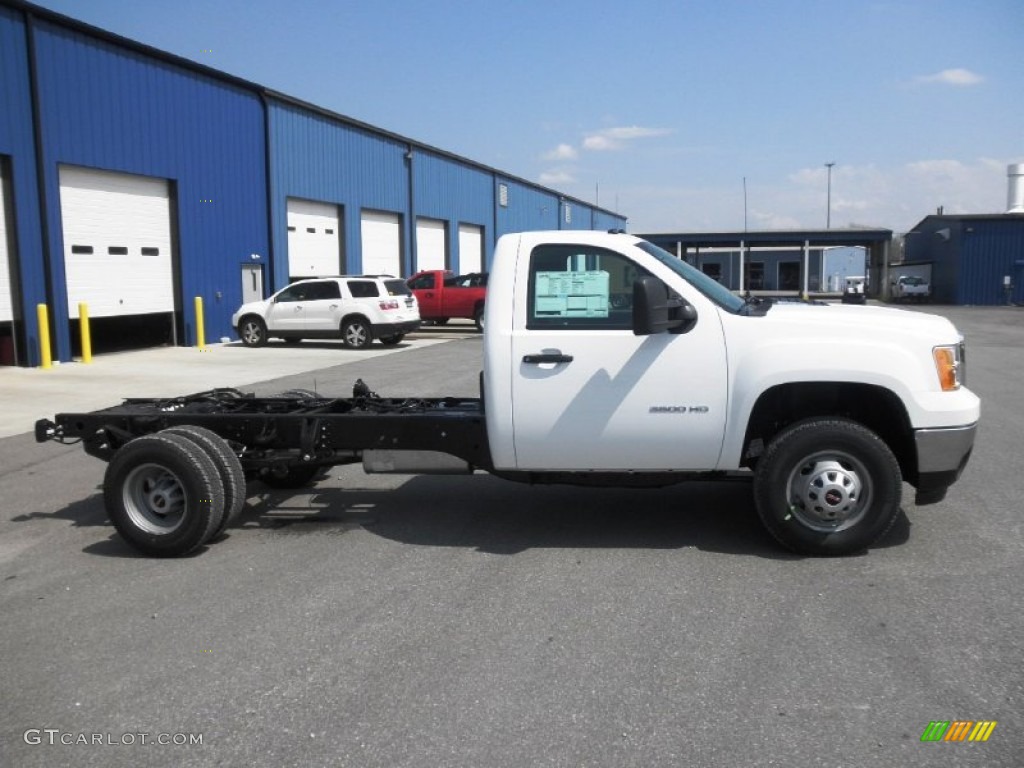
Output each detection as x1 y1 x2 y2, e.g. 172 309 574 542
637 228 893 249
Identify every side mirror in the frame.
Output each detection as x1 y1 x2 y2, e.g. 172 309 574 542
632 276 697 336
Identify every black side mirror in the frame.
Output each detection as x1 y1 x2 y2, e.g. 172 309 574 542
632 276 697 335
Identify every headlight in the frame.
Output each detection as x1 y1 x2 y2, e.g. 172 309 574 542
933 342 963 391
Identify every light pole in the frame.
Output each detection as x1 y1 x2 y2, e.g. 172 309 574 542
825 162 836 229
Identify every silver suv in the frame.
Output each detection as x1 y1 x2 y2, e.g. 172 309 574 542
232 276 420 349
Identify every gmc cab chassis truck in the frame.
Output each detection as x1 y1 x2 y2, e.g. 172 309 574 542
35 231 979 558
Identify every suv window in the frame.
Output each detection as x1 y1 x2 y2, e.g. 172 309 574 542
347 280 380 298
526 244 648 330
384 279 412 297
276 284 308 303
304 281 342 300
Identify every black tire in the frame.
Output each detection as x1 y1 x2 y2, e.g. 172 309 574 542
474 305 485 332
160 426 246 537
239 316 268 347
341 317 372 349
379 334 404 346
257 464 322 489
753 418 902 556
432 318 450 326
103 433 225 557
283 337 302 344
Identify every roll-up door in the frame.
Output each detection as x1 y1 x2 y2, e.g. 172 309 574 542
360 211 401 276
59 166 174 319
458 223 484 273
415 218 446 272
287 198 342 277
0 162 13 324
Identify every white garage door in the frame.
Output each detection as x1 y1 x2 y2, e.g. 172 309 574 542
287 198 341 277
59 166 174 319
360 211 401 276
0 164 13 323
415 218 446 272
458 223 484 274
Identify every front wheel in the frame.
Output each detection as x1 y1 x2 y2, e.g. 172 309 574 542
239 316 267 347
753 419 902 556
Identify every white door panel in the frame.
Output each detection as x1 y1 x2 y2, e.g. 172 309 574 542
0 165 13 323
360 211 401 276
458 224 483 274
59 166 173 319
415 218 446 272
287 199 341 278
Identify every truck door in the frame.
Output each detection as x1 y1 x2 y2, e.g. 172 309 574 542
510 243 729 471
408 272 441 318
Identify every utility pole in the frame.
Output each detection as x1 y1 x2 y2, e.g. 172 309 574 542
825 162 836 229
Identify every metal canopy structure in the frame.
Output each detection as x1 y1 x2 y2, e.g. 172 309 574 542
637 228 894 296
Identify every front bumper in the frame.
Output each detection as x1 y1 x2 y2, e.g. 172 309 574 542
913 423 977 505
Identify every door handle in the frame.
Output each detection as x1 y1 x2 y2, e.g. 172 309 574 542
523 353 573 364
329 304 338 310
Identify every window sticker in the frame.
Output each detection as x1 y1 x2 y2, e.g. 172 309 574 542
534 271 609 318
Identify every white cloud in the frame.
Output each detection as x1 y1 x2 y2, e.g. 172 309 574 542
539 169 576 185
915 68 984 86
543 143 578 161
582 125 672 152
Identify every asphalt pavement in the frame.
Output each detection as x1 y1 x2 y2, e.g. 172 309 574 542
0 307 1021 768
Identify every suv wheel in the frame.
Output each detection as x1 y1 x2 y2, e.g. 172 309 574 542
239 316 267 347
341 318 372 349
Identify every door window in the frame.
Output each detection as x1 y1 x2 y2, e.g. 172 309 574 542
526 244 648 330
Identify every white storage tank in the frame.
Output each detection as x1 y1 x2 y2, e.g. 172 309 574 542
1008 163 1024 213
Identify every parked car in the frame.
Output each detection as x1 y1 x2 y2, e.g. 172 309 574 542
841 275 867 305
891 275 930 302
407 270 487 330
232 276 420 349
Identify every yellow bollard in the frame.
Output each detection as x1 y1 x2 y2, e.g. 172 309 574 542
194 296 206 350
36 303 52 369
78 302 92 364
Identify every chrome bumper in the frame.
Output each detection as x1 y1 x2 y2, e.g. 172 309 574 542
913 423 977 504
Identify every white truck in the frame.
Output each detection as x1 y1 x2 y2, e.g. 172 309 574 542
36 231 979 558
891 274 931 302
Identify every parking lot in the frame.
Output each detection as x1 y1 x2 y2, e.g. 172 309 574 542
0 308 1021 767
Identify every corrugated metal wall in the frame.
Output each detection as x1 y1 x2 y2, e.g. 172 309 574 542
495 178 561 237
412 150 493 273
267 100 411 288
959 219 1024 305
0 6 46 365
32 20 268 358
0 0 627 364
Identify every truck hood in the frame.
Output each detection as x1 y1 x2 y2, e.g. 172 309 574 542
759 302 962 344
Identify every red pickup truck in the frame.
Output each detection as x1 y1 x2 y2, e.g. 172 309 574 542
406 270 487 331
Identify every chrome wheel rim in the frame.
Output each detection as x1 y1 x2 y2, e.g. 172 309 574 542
242 321 262 345
122 463 187 534
345 324 368 347
785 451 871 533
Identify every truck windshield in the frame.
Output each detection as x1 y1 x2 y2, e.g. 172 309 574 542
635 241 746 313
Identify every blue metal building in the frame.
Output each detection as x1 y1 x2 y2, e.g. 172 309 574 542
0 0 626 366
903 214 1024 305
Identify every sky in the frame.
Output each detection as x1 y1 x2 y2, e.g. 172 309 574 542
31 0 1024 234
